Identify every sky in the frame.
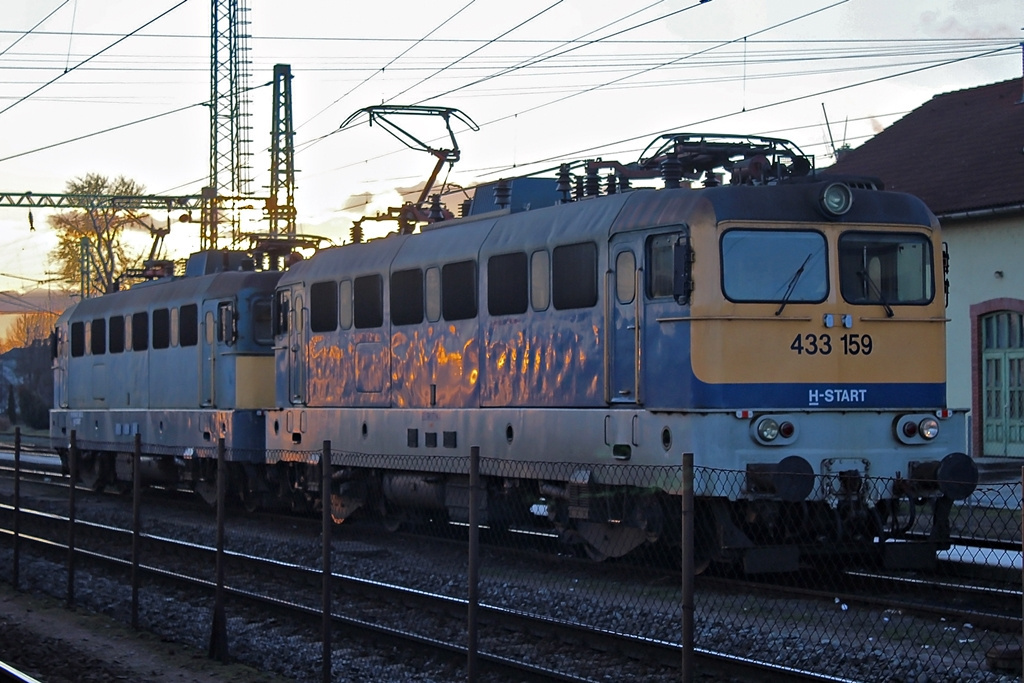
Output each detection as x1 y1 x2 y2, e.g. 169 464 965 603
0 0 1019 312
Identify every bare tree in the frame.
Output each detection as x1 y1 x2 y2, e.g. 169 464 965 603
0 311 58 354
48 173 151 296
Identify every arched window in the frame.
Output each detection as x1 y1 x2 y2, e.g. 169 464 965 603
980 310 1024 457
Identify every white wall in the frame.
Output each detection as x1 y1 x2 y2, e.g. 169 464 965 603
942 213 1024 412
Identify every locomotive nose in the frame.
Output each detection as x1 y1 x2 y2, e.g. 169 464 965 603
745 455 815 502
908 452 978 500
936 452 978 500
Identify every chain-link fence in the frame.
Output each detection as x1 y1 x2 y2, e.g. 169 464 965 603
1 430 1021 681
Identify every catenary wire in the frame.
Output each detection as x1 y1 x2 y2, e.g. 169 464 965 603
0 0 191 118
0 0 73 60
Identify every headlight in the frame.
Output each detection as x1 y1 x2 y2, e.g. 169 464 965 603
820 182 853 216
919 418 939 440
757 418 780 441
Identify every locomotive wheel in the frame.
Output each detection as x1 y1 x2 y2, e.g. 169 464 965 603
375 498 405 532
76 454 108 493
195 481 218 508
576 521 647 562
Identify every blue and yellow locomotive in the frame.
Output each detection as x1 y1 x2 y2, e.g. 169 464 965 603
51 134 977 570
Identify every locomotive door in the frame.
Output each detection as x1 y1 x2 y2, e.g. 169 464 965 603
55 325 69 408
288 291 307 405
608 240 640 404
201 306 216 406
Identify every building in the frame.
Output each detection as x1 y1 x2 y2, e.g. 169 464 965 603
826 77 1024 458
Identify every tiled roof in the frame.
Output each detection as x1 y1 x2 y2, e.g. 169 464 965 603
824 78 1024 216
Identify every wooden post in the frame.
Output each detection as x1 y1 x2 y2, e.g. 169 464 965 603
322 441 332 683
67 430 77 609
12 427 20 590
467 445 481 682
131 433 142 629
681 452 695 683
208 438 229 662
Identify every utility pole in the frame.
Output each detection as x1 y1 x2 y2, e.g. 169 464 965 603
204 0 254 251
268 64 297 238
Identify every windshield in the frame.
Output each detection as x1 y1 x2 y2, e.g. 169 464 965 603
839 232 933 306
721 229 828 303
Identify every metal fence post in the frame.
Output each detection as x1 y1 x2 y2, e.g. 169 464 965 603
208 437 229 662
681 452 695 683
12 427 20 590
131 433 142 630
322 441 332 683
467 445 481 682
67 430 77 609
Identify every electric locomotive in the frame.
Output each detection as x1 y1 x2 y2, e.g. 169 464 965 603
48 133 978 572
264 134 977 571
50 250 281 504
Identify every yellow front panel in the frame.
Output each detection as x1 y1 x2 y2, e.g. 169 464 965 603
688 222 947 386
235 355 275 409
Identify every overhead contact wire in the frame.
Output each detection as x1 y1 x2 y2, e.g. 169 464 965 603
0 0 192 118
0 0 73 60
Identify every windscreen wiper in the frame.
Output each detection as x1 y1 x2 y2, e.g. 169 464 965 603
858 270 894 318
775 253 812 316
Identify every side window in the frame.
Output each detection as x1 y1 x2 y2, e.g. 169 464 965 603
615 251 636 304
531 250 550 311
442 260 477 321
179 304 199 347
90 317 106 355
391 268 424 326
647 230 693 304
310 281 339 332
217 302 236 345
152 308 170 349
253 297 273 344
552 242 598 310
339 280 353 330
354 274 383 329
71 321 85 357
109 316 125 353
488 252 528 315
170 307 179 347
132 312 148 351
425 267 441 323
274 291 289 336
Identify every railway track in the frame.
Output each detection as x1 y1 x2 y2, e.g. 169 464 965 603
703 566 1021 634
0 465 1019 681
0 475 862 683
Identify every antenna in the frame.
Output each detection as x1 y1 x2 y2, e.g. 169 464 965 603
821 103 837 159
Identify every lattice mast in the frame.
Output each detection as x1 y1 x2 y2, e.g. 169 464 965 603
203 0 254 250
268 64 296 237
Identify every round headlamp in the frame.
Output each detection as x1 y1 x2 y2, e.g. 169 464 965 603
820 182 853 217
757 418 780 441
919 418 939 440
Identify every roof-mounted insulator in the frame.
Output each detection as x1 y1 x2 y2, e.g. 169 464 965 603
556 163 573 203
584 164 601 197
703 170 721 188
350 221 363 244
428 194 444 222
618 175 631 193
494 179 511 209
460 198 472 218
574 175 584 200
605 173 617 195
661 155 683 189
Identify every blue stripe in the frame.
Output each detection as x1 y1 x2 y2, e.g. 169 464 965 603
689 380 946 410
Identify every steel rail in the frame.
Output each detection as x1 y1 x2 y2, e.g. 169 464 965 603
0 660 43 683
0 503 856 683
